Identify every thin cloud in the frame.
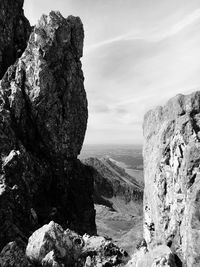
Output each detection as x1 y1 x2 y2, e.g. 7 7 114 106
84 32 142 52
169 9 200 35
150 8 200 41
85 8 200 53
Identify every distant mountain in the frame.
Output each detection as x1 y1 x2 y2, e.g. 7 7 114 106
83 157 143 214
83 157 144 253
80 144 144 185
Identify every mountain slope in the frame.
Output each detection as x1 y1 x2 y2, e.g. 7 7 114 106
84 157 143 213
84 157 144 253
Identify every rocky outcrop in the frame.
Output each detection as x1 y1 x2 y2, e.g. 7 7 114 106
0 10 96 250
84 157 143 212
25 221 129 267
0 0 31 79
143 92 200 266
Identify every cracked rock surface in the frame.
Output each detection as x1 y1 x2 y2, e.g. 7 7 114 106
143 92 200 266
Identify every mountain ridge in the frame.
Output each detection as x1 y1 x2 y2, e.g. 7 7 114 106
83 156 143 213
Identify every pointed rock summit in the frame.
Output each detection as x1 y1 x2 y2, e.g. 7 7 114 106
1 10 87 159
0 10 96 250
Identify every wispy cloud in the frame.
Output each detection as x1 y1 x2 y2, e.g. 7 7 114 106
84 32 142 52
170 9 200 33
85 8 200 52
150 8 200 41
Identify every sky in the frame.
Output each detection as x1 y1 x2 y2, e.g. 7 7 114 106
24 0 200 145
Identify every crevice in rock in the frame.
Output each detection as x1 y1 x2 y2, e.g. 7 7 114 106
174 254 183 267
187 173 197 189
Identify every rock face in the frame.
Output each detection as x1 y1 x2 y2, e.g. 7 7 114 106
0 10 96 250
143 92 200 266
0 0 31 79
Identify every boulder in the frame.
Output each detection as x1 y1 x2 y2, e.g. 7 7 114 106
26 221 84 266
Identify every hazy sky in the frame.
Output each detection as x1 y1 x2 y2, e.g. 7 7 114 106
24 0 200 144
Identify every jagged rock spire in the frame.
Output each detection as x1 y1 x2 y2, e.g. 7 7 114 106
0 11 95 250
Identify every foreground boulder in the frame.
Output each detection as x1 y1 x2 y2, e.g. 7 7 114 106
0 0 31 79
143 92 200 266
0 10 96 249
26 221 84 266
25 221 129 267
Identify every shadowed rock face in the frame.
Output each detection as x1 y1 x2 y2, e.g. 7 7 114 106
143 92 200 266
0 0 31 79
0 11 96 250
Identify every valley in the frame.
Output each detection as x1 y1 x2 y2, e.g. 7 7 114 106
81 146 144 254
